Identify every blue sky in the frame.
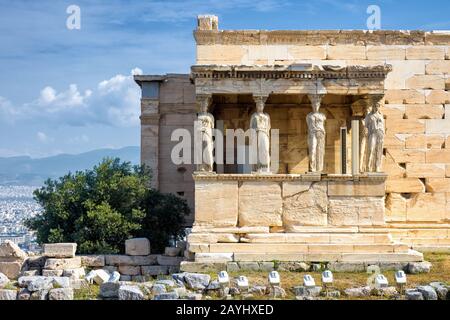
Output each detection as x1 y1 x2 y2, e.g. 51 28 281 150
0 0 449 158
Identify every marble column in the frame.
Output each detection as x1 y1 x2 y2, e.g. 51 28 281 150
306 94 326 173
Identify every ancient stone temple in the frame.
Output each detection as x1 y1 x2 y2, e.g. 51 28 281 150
135 16 450 267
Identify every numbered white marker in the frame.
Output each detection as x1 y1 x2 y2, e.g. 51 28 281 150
374 274 389 288
218 271 229 286
395 270 407 285
303 274 316 287
268 271 280 286
237 276 249 290
321 270 333 285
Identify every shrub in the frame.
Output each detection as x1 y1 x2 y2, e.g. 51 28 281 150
25 158 189 254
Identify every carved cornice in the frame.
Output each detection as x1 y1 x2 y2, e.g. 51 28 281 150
194 30 450 46
192 172 387 182
191 65 392 81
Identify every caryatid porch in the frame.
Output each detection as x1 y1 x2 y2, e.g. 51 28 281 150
184 64 423 267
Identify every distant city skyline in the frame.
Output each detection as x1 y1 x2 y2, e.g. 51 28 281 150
1 0 449 158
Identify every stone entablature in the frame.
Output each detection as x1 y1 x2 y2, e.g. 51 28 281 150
194 29 450 46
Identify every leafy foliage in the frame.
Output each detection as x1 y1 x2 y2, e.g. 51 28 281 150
26 158 189 254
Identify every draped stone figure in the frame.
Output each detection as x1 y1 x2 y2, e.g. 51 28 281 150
359 101 371 173
250 96 271 173
307 94 326 172
196 95 214 172
365 97 385 172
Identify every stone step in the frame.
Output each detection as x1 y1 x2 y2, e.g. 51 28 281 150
189 242 410 254
240 233 392 244
214 249 424 263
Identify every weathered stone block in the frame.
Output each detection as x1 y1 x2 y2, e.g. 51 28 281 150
43 257 81 270
288 45 326 60
328 196 385 226
328 180 385 197
426 60 450 74
0 289 17 300
0 241 27 261
425 178 450 192
104 255 157 266
49 288 74 300
125 238 150 256
386 178 425 193
327 45 366 60
79 255 105 267
407 193 446 222
156 255 184 266
406 46 445 60
42 269 63 277
43 243 77 258
406 75 445 90
0 261 22 279
367 46 406 60
195 180 238 227
239 181 282 227
384 89 425 104
118 265 141 276
141 265 169 276
282 181 327 228
404 105 444 119
406 163 446 178
194 253 233 263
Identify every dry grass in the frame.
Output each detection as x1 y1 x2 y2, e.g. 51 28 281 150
218 252 450 300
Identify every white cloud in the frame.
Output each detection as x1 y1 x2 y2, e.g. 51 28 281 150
0 68 142 128
37 131 53 143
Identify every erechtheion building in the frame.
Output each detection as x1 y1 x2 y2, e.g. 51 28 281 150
135 16 450 266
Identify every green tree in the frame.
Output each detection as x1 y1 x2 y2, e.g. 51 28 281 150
25 158 189 254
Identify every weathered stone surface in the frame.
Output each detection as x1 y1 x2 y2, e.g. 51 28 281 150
328 196 384 226
293 286 322 297
30 289 48 300
328 262 365 272
0 272 9 288
49 288 74 300
407 193 446 222
43 243 77 258
405 289 424 300
0 240 27 261
239 181 282 227
416 285 438 300
151 284 167 295
17 288 31 300
157 255 184 266
165 247 182 257
0 289 17 300
238 262 260 271
283 182 327 228
277 262 310 272
62 268 85 280
141 265 169 276
21 270 39 277
80 255 105 267
118 265 141 276
0 261 23 279
374 286 398 297
44 257 81 270
406 46 445 60
194 253 233 263
429 282 448 300
42 269 63 277
100 282 120 298
153 291 179 300
184 273 211 290
125 238 151 256
70 279 89 290
195 180 239 227
93 269 110 285
104 255 157 266
270 285 286 298
327 180 385 197
344 286 371 297
407 261 432 274
187 233 240 244
118 285 145 300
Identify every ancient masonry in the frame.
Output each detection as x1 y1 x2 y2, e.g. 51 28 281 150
134 16 450 268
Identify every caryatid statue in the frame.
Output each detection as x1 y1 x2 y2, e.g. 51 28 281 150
196 95 214 172
250 95 271 173
365 95 385 172
306 94 326 172
359 99 371 173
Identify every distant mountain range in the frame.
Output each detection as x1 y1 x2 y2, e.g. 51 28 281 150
0 146 140 186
